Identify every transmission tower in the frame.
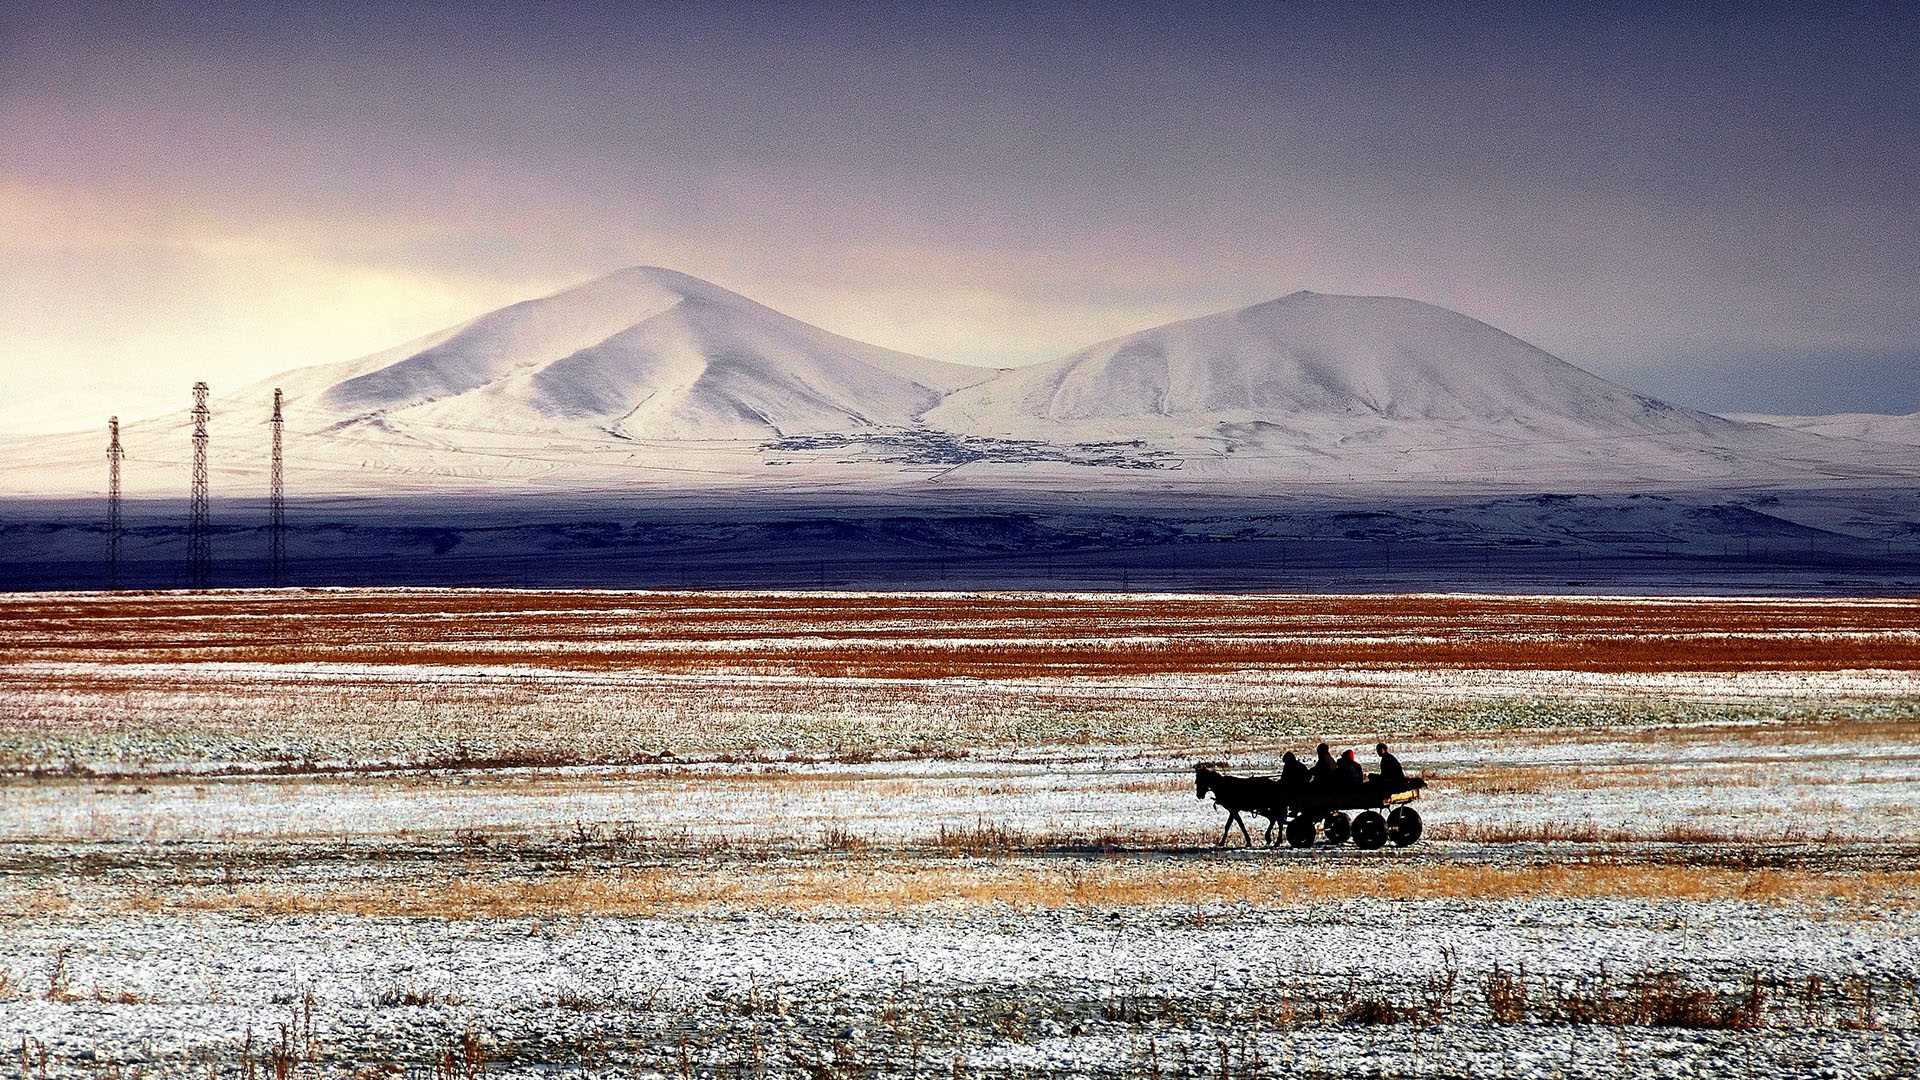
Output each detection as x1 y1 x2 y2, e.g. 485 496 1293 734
268 388 286 586
107 417 123 589
189 382 211 588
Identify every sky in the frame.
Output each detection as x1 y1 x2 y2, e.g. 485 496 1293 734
3 0 1917 433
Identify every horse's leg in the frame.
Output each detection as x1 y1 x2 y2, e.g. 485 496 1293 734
1218 814 1232 848
1233 810 1252 848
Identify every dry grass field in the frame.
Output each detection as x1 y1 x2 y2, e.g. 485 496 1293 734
2 589 1918 1078
4 590 1918 676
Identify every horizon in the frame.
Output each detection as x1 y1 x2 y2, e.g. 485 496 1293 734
5 2 1919 434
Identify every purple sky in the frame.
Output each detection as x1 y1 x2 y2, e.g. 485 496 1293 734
4 1 1917 431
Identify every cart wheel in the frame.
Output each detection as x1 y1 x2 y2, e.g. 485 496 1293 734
1323 812 1352 845
1352 811 1388 850
1387 806 1423 847
1286 815 1316 849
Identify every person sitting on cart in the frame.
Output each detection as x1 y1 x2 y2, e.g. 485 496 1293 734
1376 743 1405 788
1280 751 1308 791
1278 751 1309 813
1310 743 1337 785
1337 749 1365 790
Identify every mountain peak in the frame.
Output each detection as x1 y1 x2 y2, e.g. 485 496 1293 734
574 264 736 294
1239 290 1439 321
532 265 756 313
312 266 984 438
927 289 1710 443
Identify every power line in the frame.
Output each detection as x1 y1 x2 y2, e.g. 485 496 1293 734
189 382 211 588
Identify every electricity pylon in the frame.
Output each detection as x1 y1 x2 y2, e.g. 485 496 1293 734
107 416 123 589
269 388 286 586
189 382 211 588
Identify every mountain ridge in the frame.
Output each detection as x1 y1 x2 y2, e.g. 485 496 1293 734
6 267 1912 497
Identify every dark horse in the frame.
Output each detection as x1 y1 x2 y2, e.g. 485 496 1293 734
1194 763 1288 848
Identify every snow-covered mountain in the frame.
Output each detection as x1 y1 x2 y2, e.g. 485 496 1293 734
921 289 1897 485
2 267 997 495
305 266 989 440
5 274 1912 497
1730 410 1920 446
933 291 1732 448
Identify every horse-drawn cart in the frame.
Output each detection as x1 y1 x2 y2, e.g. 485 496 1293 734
1195 762 1425 849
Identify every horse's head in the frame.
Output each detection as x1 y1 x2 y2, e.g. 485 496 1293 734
1194 761 1226 800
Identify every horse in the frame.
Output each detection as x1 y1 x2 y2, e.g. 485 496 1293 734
1194 763 1289 848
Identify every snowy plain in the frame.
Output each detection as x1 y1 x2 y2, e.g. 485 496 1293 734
3 589 1919 1077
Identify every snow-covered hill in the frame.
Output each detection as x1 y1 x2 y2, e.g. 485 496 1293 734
311 266 989 439
925 291 1826 480
934 291 1637 429
1730 410 1920 446
2 268 1001 496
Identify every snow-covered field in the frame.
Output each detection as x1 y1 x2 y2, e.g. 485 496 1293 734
3 590 1918 1077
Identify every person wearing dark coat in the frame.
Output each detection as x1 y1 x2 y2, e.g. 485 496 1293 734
1311 743 1337 784
1376 743 1405 787
1274 751 1310 831
1337 749 1365 789
1279 751 1308 791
